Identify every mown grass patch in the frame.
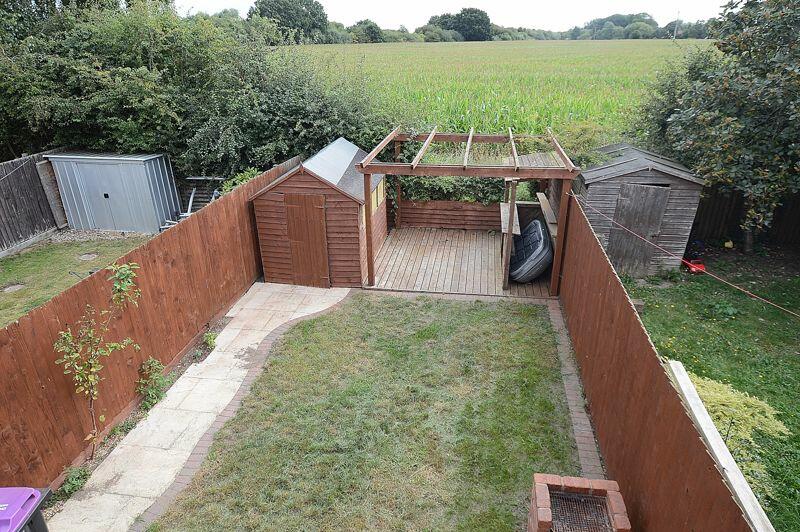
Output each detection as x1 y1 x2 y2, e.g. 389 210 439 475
152 293 578 531
626 248 800 530
0 236 148 327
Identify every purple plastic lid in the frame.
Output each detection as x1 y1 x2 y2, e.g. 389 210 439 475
0 488 41 532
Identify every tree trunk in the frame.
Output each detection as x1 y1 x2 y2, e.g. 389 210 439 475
742 227 755 254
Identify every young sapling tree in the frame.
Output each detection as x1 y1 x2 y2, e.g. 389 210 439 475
54 263 142 459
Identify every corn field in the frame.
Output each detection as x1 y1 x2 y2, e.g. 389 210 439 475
305 39 708 136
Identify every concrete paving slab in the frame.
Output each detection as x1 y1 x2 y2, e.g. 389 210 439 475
86 444 189 499
48 493 153 532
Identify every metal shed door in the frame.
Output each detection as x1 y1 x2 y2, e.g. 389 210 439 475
606 183 670 277
285 193 331 288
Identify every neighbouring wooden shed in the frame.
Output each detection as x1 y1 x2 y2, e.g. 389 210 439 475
572 143 705 277
250 138 387 288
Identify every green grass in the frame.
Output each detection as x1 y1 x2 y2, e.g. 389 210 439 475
305 39 708 135
0 236 148 327
626 249 800 530
152 293 578 531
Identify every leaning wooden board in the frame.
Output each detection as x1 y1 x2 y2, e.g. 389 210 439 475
536 192 558 246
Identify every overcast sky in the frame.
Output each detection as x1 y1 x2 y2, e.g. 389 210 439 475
173 0 726 31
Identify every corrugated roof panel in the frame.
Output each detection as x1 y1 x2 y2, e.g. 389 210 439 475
303 138 360 187
46 152 163 163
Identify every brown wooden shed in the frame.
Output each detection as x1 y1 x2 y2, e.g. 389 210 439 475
570 143 705 277
250 138 387 288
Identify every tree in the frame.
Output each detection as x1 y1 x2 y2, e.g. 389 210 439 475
452 8 491 41
55 263 141 460
348 19 384 43
635 0 800 251
416 24 462 42
596 21 624 40
624 21 655 39
248 0 327 42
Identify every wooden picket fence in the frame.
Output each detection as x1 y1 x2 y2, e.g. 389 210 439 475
0 157 299 488
558 196 750 531
0 152 59 253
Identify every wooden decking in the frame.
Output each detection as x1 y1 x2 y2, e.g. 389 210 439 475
370 228 551 298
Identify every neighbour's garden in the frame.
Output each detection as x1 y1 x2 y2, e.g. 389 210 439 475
0 233 148 327
625 247 800 530
152 294 578 530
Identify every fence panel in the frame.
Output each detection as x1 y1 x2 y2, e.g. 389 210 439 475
559 196 750 531
0 157 299 488
397 199 500 230
0 152 58 252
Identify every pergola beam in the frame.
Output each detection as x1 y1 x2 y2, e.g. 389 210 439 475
361 126 401 168
463 127 474 169
396 132 547 144
509 128 519 171
547 127 578 172
411 126 437 169
356 162 574 180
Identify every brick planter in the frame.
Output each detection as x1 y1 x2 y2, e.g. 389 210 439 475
529 474 631 532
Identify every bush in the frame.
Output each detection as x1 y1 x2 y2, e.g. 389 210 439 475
690 373 790 502
136 357 169 411
0 4 388 176
221 168 261 194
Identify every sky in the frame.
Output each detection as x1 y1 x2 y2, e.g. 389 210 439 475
173 0 727 31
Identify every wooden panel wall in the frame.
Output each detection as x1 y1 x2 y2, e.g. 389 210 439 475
691 188 800 245
371 196 388 256
0 152 58 252
559 196 750 532
0 157 299 489
253 170 363 288
398 199 500 231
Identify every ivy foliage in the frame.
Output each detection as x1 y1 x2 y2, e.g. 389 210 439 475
0 3 388 176
635 0 800 232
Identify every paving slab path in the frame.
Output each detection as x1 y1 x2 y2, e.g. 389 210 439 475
47 283 349 532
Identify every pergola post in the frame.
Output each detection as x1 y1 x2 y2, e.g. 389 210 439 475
394 140 402 228
502 180 518 290
549 176 573 296
364 173 375 286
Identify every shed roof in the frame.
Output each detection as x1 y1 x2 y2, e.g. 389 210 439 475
45 152 164 163
581 143 704 186
251 138 384 204
303 137 384 201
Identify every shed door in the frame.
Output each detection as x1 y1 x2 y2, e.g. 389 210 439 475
606 183 670 277
285 193 330 288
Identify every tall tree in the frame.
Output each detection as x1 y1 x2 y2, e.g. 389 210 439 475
636 0 800 250
348 19 384 43
248 0 327 42
452 8 491 41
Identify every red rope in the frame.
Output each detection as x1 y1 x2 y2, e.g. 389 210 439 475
568 192 800 321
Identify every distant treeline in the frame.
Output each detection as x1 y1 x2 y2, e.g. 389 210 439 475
245 0 709 43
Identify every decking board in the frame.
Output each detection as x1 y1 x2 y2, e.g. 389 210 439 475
371 228 550 298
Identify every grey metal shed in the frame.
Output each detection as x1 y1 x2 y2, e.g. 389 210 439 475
46 152 181 234
572 143 705 277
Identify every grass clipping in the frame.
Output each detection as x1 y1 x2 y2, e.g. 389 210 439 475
689 373 790 501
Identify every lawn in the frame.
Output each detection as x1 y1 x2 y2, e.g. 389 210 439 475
0 235 149 327
305 39 708 135
625 247 800 530
152 293 578 531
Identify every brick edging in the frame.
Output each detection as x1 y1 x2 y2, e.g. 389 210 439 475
546 300 605 479
131 289 357 531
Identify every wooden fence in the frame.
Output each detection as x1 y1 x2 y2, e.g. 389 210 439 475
691 187 800 245
0 157 299 488
396 199 500 230
558 196 750 531
0 152 58 253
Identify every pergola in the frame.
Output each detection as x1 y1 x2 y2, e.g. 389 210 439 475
356 127 580 296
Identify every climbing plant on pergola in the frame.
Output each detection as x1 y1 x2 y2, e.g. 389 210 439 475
356 127 579 295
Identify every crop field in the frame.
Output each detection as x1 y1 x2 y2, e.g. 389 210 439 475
306 39 708 136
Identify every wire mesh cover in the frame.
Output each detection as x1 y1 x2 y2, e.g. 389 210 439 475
551 491 613 532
